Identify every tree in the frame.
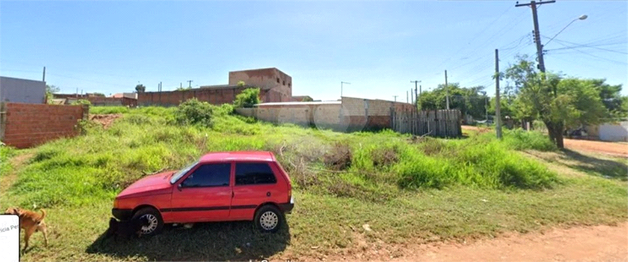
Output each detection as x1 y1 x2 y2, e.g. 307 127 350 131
418 83 488 120
237 81 246 88
234 88 260 108
135 84 146 93
45 85 60 103
505 57 607 148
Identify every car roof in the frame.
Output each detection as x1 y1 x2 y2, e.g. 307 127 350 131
199 151 275 163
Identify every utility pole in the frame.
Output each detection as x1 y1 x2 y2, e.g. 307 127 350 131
187 80 193 88
42 66 46 82
410 80 420 107
406 91 409 103
393 95 398 102
495 49 503 139
180 83 182 89
516 0 555 73
445 70 450 109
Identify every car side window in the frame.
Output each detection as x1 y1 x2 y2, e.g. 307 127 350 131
181 163 231 187
235 163 277 185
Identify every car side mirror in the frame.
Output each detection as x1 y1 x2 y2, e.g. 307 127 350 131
177 183 182 191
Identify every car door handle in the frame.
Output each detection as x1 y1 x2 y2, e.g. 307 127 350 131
232 191 234 198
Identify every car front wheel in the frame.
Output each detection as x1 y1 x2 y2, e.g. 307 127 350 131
254 205 283 233
133 207 164 237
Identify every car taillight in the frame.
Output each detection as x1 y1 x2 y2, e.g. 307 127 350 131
113 198 119 208
288 187 292 202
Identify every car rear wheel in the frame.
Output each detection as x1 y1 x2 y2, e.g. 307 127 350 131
254 205 282 233
132 207 164 237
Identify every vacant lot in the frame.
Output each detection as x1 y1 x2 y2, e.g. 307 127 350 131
1 105 626 261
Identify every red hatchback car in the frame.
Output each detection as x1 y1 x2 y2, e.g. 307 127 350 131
111 151 294 235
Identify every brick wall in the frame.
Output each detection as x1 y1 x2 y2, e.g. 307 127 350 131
0 103 88 149
137 87 274 107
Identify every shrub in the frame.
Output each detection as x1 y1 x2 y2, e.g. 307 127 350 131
324 142 352 170
174 98 213 126
234 88 260 108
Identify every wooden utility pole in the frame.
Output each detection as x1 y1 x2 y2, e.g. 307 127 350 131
445 70 450 109
187 80 193 88
42 67 46 82
411 80 420 107
393 95 398 102
495 49 502 139
516 0 555 73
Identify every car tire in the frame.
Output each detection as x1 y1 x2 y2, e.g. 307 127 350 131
254 205 283 233
132 207 164 237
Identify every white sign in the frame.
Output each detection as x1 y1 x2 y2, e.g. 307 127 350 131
0 215 20 262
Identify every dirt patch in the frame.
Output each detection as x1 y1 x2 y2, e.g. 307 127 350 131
288 223 628 262
564 138 628 158
0 152 34 198
89 114 122 129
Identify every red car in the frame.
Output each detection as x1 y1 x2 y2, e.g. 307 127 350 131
111 151 294 235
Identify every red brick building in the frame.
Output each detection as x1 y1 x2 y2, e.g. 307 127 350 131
138 68 294 106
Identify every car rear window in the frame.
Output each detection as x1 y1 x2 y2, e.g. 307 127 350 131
181 163 231 187
235 162 277 185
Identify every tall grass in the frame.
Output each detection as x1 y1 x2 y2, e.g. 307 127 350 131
500 129 557 151
0 146 14 176
6 102 562 207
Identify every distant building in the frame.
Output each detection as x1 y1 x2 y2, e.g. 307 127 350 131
138 67 300 106
291 95 314 102
0 76 46 104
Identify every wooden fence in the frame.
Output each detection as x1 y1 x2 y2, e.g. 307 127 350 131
391 109 462 137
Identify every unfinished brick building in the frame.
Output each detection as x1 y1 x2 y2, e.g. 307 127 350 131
138 68 293 106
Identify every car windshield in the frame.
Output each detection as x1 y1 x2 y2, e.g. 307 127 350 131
169 161 198 184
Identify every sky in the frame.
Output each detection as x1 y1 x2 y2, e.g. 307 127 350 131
1 0 626 102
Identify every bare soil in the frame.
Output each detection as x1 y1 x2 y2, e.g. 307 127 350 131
306 223 628 262
89 114 123 129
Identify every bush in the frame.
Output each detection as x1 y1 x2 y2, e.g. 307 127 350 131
234 88 260 108
174 98 214 126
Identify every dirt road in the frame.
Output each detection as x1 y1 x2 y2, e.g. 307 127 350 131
461 126 628 157
316 223 628 262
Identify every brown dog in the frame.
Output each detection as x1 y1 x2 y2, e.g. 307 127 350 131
4 207 49 252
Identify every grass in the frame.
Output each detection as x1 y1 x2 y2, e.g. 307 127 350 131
1 104 626 261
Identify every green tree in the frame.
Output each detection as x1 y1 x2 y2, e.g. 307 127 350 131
234 87 260 108
505 57 607 148
418 83 488 120
135 84 146 93
45 85 60 103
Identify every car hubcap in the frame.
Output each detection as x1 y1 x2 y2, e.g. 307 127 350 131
260 211 278 230
140 214 159 234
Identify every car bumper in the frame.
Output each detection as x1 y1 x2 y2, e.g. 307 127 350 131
112 208 133 220
279 195 295 214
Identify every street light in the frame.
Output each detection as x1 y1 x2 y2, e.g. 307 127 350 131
341 81 351 98
545 14 588 46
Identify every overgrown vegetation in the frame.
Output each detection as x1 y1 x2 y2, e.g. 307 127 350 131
2 102 626 261
234 87 260 108
0 146 14 176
